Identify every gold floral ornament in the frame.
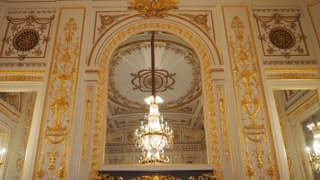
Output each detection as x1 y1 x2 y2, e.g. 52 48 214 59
128 0 178 17
45 18 79 145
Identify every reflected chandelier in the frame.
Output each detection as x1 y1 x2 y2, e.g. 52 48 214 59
135 32 173 164
306 120 320 173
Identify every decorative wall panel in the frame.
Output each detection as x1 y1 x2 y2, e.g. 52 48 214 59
253 8 315 65
93 9 216 43
307 2 320 48
174 10 216 41
222 6 278 179
33 8 85 179
94 11 132 42
0 10 55 64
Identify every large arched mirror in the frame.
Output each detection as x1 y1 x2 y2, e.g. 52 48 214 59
104 31 207 165
0 92 36 179
273 89 320 180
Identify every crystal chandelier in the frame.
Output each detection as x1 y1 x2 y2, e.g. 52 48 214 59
306 120 320 173
135 32 173 164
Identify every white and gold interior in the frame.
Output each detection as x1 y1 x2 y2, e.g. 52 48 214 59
0 0 319 179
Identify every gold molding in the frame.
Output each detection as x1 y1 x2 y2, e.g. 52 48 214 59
0 70 45 74
209 68 224 72
217 85 231 159
0 75 43 81
264 68 320 72
267 73 319 80
91 20 221 179
0 70 44 81
81 86 94 161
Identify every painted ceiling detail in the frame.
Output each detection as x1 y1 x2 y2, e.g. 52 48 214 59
131 68 176 93
108 32 201 112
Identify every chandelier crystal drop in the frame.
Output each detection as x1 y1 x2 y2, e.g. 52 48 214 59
135 32 173 164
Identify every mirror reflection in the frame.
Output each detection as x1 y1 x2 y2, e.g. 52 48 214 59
0 92 36 179
104 32 207 164
274 89 320 180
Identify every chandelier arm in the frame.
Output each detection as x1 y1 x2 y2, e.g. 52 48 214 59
151 31 156 98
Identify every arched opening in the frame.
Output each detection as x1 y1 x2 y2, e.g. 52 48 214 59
90 19 222 177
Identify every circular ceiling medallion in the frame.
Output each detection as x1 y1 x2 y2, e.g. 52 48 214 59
109 34 201 110
131 69 176 92
12 29 40 51
269 27 296 49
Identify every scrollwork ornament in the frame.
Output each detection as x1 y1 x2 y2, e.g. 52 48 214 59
45 17 79 145
228 15 278 178
34 8 85 179
0 15 54 59
253 10 309 60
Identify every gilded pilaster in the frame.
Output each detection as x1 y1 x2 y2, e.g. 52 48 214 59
81 86 94 161
217 85 231 160
33 8 86 179
222 6 278 179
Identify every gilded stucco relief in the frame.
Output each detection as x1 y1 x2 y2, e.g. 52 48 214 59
217 85 231 160
81 86 94 162
223 6 278 178
253 9 316 65
94 8 215 45
94 11 131 42
33 8 85 179
0 10 55 65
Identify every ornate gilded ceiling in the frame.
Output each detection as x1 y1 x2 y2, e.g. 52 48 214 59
108 32 201 112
